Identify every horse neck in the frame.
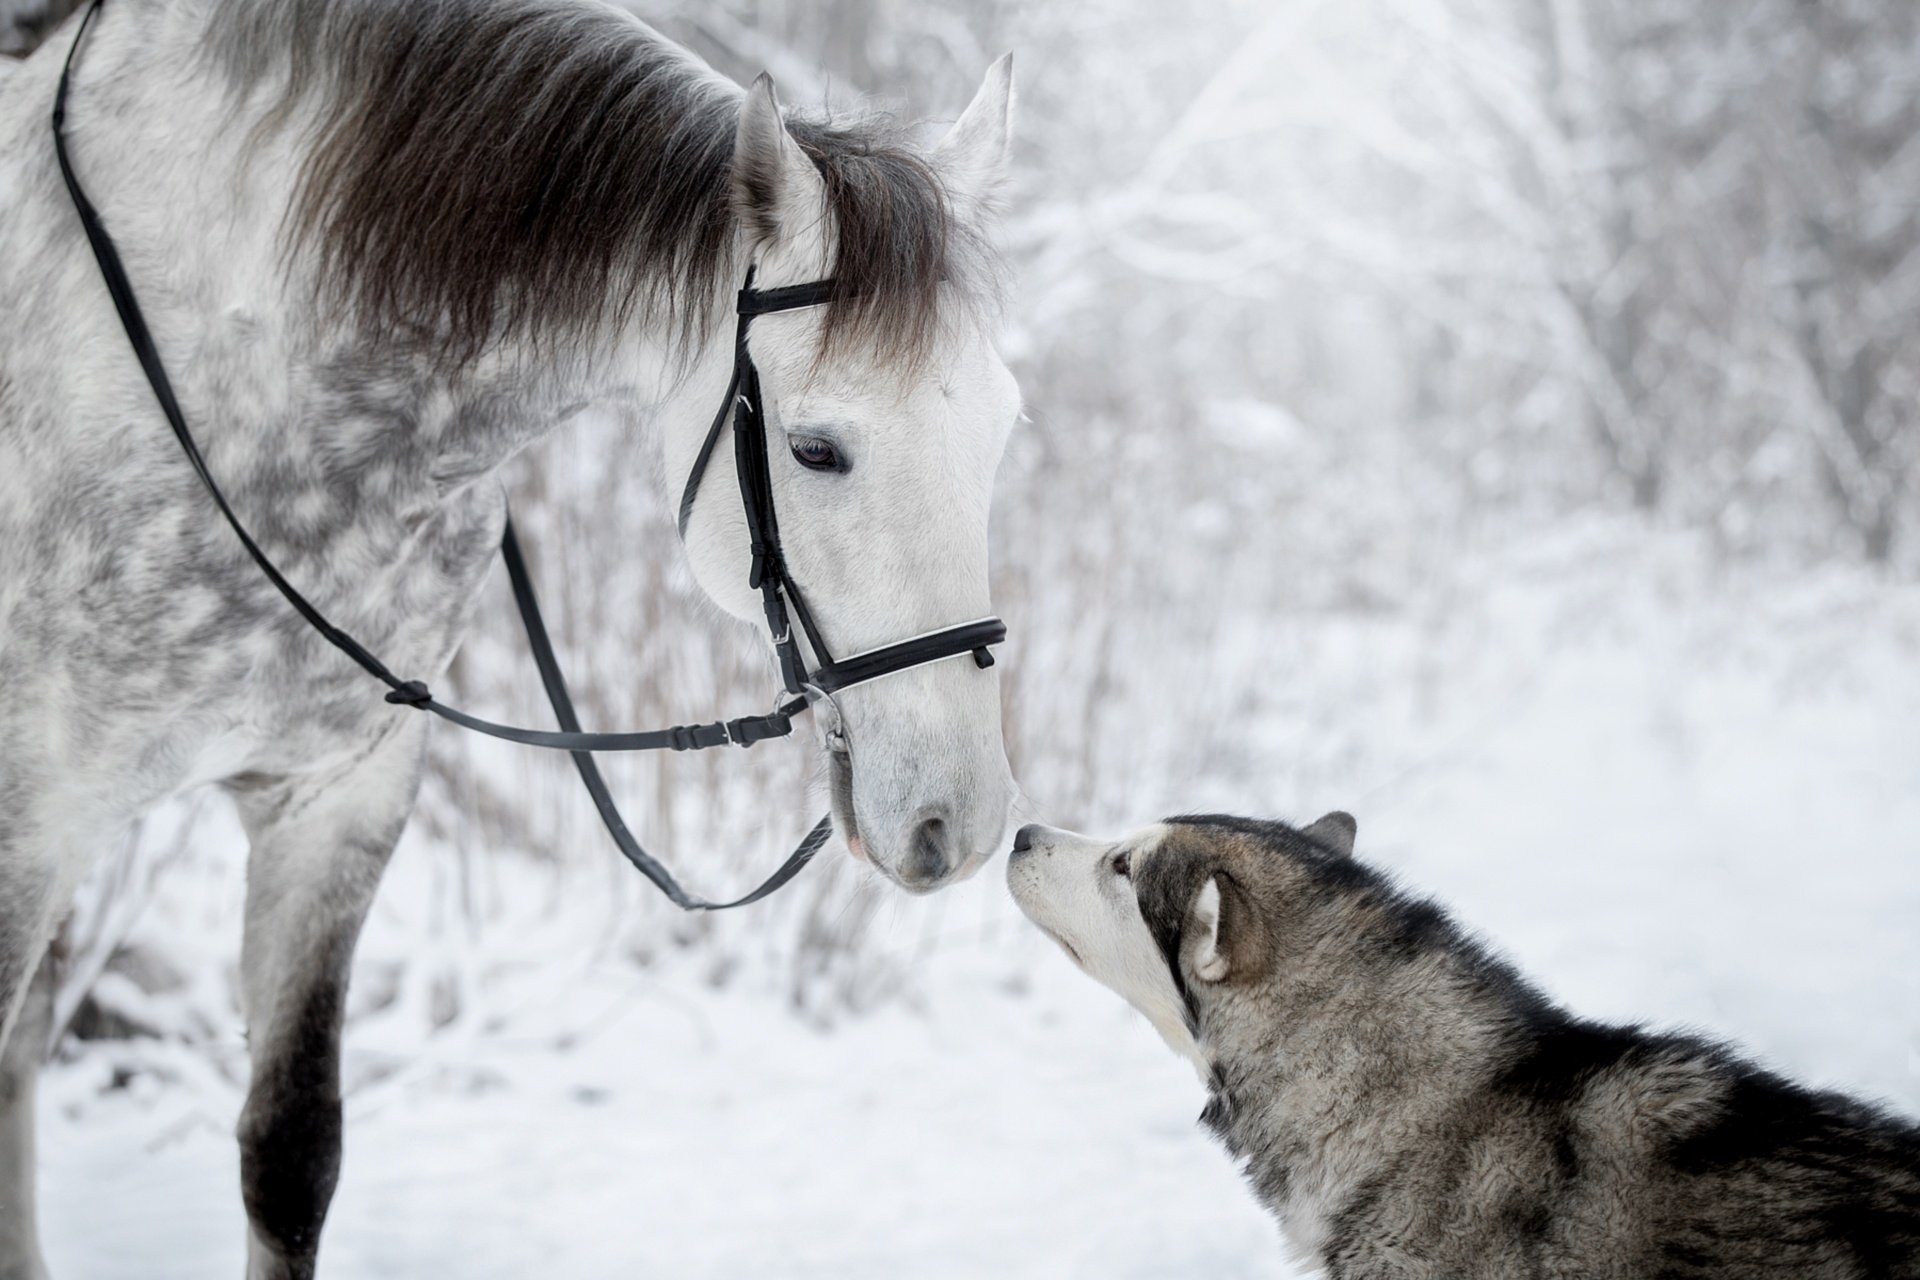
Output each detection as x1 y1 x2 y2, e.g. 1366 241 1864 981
39 2 733 508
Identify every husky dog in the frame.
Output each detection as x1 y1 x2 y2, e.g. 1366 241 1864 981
1007 814 1920 1278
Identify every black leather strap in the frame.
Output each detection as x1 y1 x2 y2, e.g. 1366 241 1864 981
811 618 1006 694
674 279 838 537
501 522 829 910
737 279 840 315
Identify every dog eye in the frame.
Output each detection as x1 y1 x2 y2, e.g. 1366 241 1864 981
790 435 844 472
1110 851 1131 879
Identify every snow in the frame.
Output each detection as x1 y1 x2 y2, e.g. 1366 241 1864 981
41 905 1283 1279
33 522 1920 1277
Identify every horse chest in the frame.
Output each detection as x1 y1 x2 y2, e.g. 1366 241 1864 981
3 438 501 800
187 486 506 774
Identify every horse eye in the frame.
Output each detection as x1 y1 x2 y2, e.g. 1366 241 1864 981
1111 851 1131 879
790 435 843 473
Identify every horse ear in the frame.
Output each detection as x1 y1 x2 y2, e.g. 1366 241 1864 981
932 54 1015 221
733 74 825 247
1301 811 1357 858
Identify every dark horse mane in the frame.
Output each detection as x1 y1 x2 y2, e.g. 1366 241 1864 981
206 0 988 366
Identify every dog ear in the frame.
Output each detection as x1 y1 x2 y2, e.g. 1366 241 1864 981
1189 873 1264 983
1301 811 1357 858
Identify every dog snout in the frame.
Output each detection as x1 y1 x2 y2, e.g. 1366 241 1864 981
1010 823 1051 857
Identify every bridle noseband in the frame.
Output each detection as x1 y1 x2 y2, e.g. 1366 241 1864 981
51 0 1006 910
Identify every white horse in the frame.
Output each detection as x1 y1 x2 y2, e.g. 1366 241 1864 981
0 0 1018 1274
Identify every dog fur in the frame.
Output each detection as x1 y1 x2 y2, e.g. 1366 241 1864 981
1008 814 1920 1278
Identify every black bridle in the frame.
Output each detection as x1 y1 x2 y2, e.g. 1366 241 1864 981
677 273 1006 705
51 0 1006 911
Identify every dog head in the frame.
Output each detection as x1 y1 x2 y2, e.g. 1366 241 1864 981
1005 812 1359 1071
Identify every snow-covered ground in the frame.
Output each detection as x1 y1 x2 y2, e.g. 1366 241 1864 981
41 942 1281 1279
34 522 1920 1278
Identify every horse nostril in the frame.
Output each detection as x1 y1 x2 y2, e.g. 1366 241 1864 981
902 812 954 886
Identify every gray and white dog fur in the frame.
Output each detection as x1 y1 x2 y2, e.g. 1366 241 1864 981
1009 816 1920 1278
1 1 1020 1276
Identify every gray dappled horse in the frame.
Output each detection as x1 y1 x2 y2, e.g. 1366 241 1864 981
0 0 1018 1273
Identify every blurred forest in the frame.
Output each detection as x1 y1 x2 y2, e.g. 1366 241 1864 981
26 0 1920 1036
653 0 1920 562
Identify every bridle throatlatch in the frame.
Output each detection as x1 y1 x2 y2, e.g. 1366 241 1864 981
51 0 1006 911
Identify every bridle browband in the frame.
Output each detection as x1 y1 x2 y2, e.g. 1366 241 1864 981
51 0 1006 911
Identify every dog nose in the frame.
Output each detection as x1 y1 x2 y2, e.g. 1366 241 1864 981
1011 823 1042 856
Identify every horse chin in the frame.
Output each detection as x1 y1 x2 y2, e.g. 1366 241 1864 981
827 747 866 864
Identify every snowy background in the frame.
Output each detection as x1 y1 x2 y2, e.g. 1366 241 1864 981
23 0 1920 1275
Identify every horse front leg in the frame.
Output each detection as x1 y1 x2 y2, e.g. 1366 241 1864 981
0 952 54 1280
0 780 105 1280
226 717 426 1280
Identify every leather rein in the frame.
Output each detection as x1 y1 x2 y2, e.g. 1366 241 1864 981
51 0 1006 911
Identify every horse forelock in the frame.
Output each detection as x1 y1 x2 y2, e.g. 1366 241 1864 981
204 0 997 370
